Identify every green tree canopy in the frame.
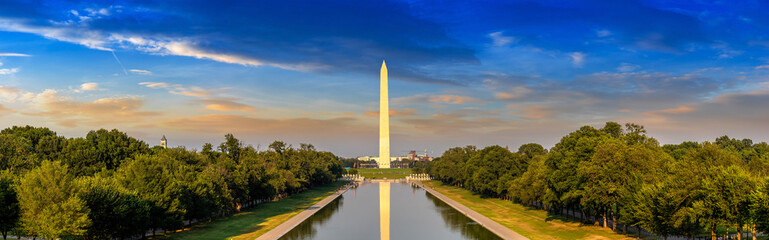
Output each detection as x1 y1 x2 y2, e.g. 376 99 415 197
17 161 90 239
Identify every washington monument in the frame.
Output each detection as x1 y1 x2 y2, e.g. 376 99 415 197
378 61 391 168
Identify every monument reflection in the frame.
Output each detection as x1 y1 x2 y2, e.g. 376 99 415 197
380 182 390 240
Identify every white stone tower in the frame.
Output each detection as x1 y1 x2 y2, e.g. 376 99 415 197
160 135 167 149
378 61 391 168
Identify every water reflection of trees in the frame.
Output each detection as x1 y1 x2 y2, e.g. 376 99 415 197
279 196 344 240
425 192 502 240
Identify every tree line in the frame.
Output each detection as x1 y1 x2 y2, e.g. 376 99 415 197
0 126 344 240
426 122 769 240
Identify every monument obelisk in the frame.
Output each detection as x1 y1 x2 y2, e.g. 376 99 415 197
379 61 391 168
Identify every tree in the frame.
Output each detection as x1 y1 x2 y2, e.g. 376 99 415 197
463 146 520 197
753 178 769 235
509 155 547 207
623 123 658 146
116 154 191 232
694 166 756 240
269 141 287 155
219 134 243 161
600 121 624 138
85 129 150 170
662 141 700 161
630 183 677 240
544 126 606 216
77 175 150 239
0 171 19 240
517 143 546 159
17 161 90 239
579 138 627 229
429 146 476 186
666 143 742 240
0 134 37 173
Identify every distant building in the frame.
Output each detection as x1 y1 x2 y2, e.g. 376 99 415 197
161 135 167 148
405 150 433 161
357 156 407 162
357 150 432 162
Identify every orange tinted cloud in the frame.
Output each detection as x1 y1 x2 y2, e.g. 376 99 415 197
139 82 220 97
430 95 483 104
21 90 159 127
0 104 13 115
196 98 256 112
364 108 418 117
658 105 696 114
494 86 532 100
519 105 553 120
393 94 484 105
160 114 373 138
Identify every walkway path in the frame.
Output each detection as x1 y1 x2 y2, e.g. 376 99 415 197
415 182 529 240
254 186 349 240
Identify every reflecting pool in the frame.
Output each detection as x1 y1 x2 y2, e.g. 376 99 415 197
280 181 502 240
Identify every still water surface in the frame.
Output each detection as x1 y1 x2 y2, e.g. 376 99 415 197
280 182 501 240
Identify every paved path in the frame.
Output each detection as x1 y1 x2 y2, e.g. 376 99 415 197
255 187 349 240
415 182 529 240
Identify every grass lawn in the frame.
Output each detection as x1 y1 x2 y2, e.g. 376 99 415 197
422 181 638 240
357 168 412 179
154 181 347 240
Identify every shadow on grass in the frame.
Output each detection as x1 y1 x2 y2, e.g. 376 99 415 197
150 181 347 240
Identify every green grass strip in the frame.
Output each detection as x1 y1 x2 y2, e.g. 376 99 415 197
422 181 637 240
155 181 348 240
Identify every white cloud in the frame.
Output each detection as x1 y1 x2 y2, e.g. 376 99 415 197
596 29 612 37
0 52 31 57
617 63 641 72
755 65 769 70
569 52 586 67
129 69 152 75
488 31 517 47
163 41 265 67
139 82 221 97
139 82 171 89
711 41 743 59
80 82 99 91
0 18 113 51
0 68 19 75
0 19 325 72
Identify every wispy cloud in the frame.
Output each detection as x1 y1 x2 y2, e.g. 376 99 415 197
129 69 152 75
509 105 554 120
195 98 256 112
139 82 222 97
364 108 418 117
488 31 517 46
569 52 586 67
596 29 612 37
0 68 19 75
617 63 641 72
161 114 372 139
494 86 532 100
0 52 31 57
393 94 484 105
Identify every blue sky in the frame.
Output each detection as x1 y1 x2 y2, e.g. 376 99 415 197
1 0 769 157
